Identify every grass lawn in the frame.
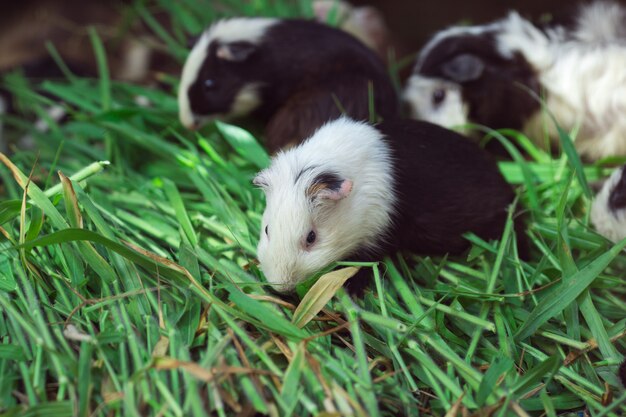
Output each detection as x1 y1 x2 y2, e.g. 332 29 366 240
0 1 625 416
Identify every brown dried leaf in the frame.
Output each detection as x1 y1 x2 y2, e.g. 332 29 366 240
0 152 28 188
58 171 83 228
153 357 274 383
444 393 465 417
151 335 169 357
292 267 359 328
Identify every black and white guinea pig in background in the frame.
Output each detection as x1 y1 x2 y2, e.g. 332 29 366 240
403 1 626 161
591 165 626 243
178 17 398 153
253 117 527 293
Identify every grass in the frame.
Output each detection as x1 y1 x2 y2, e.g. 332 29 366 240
0 1 625 416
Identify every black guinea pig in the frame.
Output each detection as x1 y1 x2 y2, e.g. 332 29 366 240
178 17 398 152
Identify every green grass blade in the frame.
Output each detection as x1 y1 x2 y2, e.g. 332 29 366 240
515 237 626 340
215 121 270 170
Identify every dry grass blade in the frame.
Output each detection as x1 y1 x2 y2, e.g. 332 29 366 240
0 152 28 188
151 336 170 358
444 393 465 417
153 357 275 382
58 171 83 228
292 267 359 328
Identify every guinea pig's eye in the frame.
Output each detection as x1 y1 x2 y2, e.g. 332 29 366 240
306 230 316 247
265 225 269 238
204 79 216 91
432 88 446 106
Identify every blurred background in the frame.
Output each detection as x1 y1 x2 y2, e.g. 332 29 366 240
353 0 585 48
0 0 617 154
0 0 175 94
0 0 593 84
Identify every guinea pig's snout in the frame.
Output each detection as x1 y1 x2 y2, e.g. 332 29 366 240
181 113 200 130
267 269 296 293
268 280 296 294
182 116 206 131
178 107 197 130
259 260 298 293
401 86 421 118
188 118 199 130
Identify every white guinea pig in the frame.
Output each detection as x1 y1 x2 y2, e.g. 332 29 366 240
254 117 525 293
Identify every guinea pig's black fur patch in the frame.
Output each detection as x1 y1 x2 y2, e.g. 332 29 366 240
609 168 626 212
311 172 344 192
380 119 527 258
417 32 541 132
345 119 529 295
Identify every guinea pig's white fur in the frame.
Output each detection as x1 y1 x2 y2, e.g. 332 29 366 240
178 18 276 128
591 166 626 243
404 2 626 160
525 42 626 159
403 76 469 131
254 117 395 292
572 1 626 43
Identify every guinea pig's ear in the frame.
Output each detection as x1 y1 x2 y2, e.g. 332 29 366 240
308 173 353 201
253 170 270 189
441 53 485 83
216 41 257 62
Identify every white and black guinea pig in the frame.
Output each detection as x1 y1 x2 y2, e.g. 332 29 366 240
591 165 626 243
253 117 527 293
403 1 626 161
179 17 398 153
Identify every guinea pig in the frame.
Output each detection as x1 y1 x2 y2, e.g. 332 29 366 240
591 165 626 243
403 1 626 161
253 117 526 293
312 0 391 60
179 17 398 153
